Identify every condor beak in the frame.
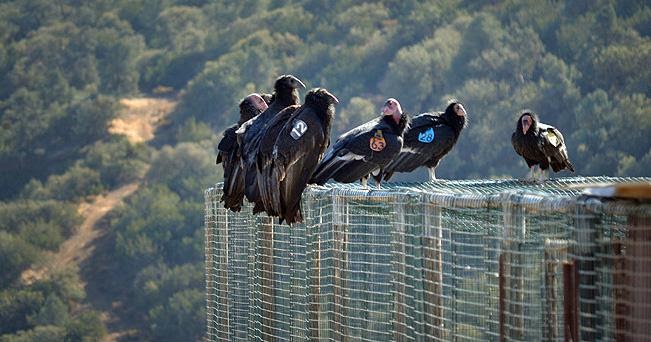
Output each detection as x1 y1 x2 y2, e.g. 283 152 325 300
331 94 339 104
381 105 389 115
457 104 467 117
294 77 306 89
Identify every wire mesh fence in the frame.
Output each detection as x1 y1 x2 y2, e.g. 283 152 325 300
205 177 651 341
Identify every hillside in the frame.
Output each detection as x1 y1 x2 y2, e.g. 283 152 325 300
14 97 174 340
0 1 649 341
20 98 173 282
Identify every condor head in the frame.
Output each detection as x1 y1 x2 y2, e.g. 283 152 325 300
275 74 306 92
381 98 403 124
517 111 538 135
305 88 339 107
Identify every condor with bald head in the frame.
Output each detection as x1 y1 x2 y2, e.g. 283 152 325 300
219 93 270 211
310 98 409 189
511 110 575 182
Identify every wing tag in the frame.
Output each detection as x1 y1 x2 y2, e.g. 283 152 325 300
418 127 435 143
290 119 308 140
370 130 386 152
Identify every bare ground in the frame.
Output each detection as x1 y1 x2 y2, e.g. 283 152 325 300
109 98 177 144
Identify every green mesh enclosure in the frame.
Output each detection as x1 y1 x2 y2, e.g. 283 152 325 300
205 177 651 341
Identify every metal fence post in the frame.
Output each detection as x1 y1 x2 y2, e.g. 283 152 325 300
422 202 444 340
625 211 651 341
204 188 218 340
500 193 526 341
255 216 275 340
575 197 601 341
392 199 407 341
543 239 570 342
308 198 326 341
332 198 349 341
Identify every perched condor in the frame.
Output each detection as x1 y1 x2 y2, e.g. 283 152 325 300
263 88 339 223
255 103 301 216
381 100 467 181
511 110 575 182
236 75 305 212
310 98 409 189
219 93 270 212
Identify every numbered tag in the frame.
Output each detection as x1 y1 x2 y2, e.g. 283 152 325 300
290 119 308 140
369 130 386 152
418 127 435 143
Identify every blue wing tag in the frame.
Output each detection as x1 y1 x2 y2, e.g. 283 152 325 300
418 127 435 143
290 119 308 140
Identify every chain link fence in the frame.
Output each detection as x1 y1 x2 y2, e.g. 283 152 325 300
205 177 651 341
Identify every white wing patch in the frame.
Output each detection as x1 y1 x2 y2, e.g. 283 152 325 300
338 152 366 161
400 146 420 154
290 119 308 140
543 130 560 147
538 123 553 130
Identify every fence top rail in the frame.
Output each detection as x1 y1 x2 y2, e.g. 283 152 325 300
207 176 651 215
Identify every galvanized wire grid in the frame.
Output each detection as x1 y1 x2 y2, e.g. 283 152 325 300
205 177 651 341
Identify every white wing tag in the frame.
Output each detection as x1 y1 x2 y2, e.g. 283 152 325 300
290 119 308 140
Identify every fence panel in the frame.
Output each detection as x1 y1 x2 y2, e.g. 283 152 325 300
205 177 650 341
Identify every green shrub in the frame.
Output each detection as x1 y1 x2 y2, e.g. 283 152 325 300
0 289 44 334
0 325 66 342
0 200 80 251
20 165 103 202
82 136 150 188
0 232 41 286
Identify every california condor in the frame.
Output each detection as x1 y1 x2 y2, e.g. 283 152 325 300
263 88 339 223
236 75 305 212
219 93 270 211
511 110 575 181
382 101 467 181
255 103 301 215
310 98 408 189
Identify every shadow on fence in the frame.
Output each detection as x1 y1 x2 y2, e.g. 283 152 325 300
205 177 651 341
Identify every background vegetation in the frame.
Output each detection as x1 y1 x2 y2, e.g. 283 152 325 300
0 0 649 340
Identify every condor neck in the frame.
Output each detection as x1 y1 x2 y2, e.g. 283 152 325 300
442 112 465 136
381 114 404 133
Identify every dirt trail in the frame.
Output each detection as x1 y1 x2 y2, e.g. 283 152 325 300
109 98 176 144
20 182 142 285
20 97 177 341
